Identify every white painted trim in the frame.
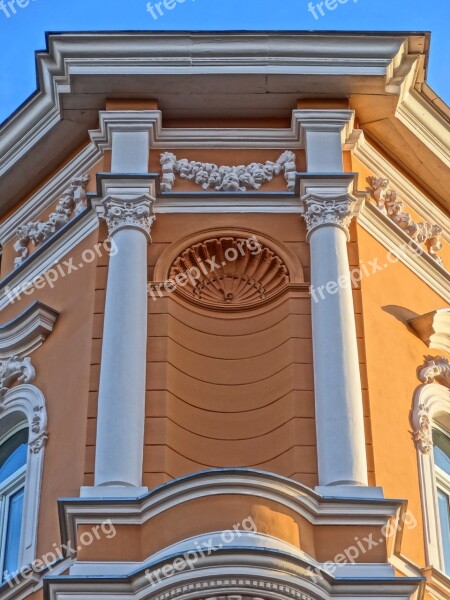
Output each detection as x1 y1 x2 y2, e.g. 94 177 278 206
46 544 421 600
412 384 450 574
358 201 450 303
0 208 99 312
0 303 58 359
0 385 47 573
396 90 450 170
352 131 450 243
0 144 101 245
91 109 356 152
59 469 404 557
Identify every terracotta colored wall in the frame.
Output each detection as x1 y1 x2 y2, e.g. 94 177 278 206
357 224 450 568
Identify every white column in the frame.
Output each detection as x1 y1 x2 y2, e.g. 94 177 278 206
299 110 383 498
304 194 369 491
81 114 154 498
94 196 154 493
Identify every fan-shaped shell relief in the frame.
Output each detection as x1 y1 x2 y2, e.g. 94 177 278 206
168 237 290 308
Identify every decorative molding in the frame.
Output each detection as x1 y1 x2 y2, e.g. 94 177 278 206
408 310 450 354
0 384 48 571
368 176 443 264
167 237 289 308
13 175 89 268
0 302 59 357
0 356 35 398
301 193 357 240
101 194 155 240
151 580 313 600
418 356 450 387
45 545 422 600
0 207 99 312
59 469 404 561
352 131 450 243
412 382 450 573
160 151 297 193
0 302 58 397
357 201 450 303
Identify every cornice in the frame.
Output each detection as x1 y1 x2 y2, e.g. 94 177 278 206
58 468 405 559
0 31 433 214
43 546 422 600
408 310 450 354
352 132 450 243
0 302 59 358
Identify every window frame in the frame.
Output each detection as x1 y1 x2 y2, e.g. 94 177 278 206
413 383 450 577
0 423 28 580
0 384 48 581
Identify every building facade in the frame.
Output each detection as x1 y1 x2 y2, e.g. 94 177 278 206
0 30 449 600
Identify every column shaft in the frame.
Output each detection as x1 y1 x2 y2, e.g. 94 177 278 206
309 225 368 487
94 227 149 488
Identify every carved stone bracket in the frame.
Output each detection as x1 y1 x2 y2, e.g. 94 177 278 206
160 151 297 193
102 194 155 240
14 174 89 268
368 177 443 264
0 355 36 398
301 194 357 240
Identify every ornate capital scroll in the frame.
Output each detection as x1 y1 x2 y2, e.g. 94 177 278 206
302 194 357 240
102 194 155 240
0 355 36 398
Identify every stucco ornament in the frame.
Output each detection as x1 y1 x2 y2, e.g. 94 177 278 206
14 174 89 268
412 356 450 454
419 356 450 387
160 151 297 192
168 237 289 308
0 355 36 398
102 195 155 239
369 177 443 264
302 194 356 239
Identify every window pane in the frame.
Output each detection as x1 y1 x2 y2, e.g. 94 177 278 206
438 489 450 576
433 429 450 477
0 429 28 484
3 488 25 578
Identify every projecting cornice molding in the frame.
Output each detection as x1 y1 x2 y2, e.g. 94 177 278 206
0 302 58 397
1 31 445 214
352 131 450 243
0 302 59 357
408 310 450 354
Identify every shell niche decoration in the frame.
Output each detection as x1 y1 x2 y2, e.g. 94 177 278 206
169 237 290 308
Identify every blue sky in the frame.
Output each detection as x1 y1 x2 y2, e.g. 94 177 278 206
0 0 449 123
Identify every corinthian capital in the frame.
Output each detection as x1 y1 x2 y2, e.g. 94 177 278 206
302 193 358 240
102 194 155 240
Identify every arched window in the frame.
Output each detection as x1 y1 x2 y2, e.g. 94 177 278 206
432 425 450 575
0 424 29 580
0 384 47 583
